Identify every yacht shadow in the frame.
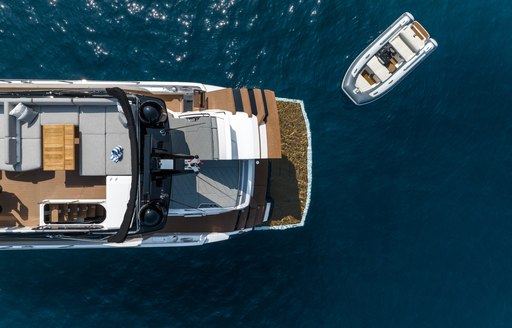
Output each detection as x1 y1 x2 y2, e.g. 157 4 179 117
168 129 191 155
268 155 302 223
0 191 29 227
65 170 105 187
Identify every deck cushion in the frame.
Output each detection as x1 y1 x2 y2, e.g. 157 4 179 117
390 36 415 62
10 103 38 125
106 105 128 134
367 56 391 82
105 133 131 175
4 138 17 165
0 137 14 171
400 27 424 53
72 98 118 106
79 105 106 134
3 102 17 138
5 115 16 138
20 109 42 139
40 105 79 125
80 133 106 176
17 138 41 171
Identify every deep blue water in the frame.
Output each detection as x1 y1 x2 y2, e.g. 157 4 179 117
1 0 512 327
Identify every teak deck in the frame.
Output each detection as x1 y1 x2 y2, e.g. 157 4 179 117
205 87 282 158
0 170 106 227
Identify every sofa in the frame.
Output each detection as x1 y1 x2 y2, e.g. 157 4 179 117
0 99 42 171
0 97 132 176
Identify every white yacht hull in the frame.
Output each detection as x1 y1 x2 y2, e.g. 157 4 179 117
0 80 312 250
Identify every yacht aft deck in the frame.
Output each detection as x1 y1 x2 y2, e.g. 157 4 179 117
0 95 132 229
170 160 242 211
0 170 105 227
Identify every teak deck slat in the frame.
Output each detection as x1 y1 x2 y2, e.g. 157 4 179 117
253 89 266 124
0 170 106 227
263 90 282 158
243 160 268 228
235 209 249 230
64 125 75 170
232 89 244 113
240 88 253 117
205 88 236 113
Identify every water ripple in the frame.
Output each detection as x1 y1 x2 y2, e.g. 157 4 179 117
0 1 510 327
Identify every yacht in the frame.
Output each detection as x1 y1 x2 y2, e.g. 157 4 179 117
342 12 437 105
0 80 312 249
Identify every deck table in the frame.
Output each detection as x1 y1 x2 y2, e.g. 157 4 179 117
42 124 76 171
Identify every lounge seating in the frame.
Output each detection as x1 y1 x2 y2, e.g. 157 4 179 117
79 100 131 176
0 97 132 176
0 101 42 171
105 132 131 175
79 103 107 175
80 134 106 175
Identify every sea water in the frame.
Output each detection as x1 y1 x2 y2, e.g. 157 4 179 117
0 0 511 327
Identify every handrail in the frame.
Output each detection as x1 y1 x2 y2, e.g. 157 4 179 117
106 87 139 243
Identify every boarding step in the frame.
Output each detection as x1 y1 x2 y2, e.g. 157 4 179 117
204 87 282 159
262 90 282 158
204 88 236 113
43 202 106 224
232 88 267 125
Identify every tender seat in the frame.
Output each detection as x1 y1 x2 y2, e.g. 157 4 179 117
355 74 373 92
367 56 391 82
390 36 415 62
399 26 425 52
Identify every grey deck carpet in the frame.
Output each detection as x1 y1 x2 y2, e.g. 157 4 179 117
170 160 240 209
